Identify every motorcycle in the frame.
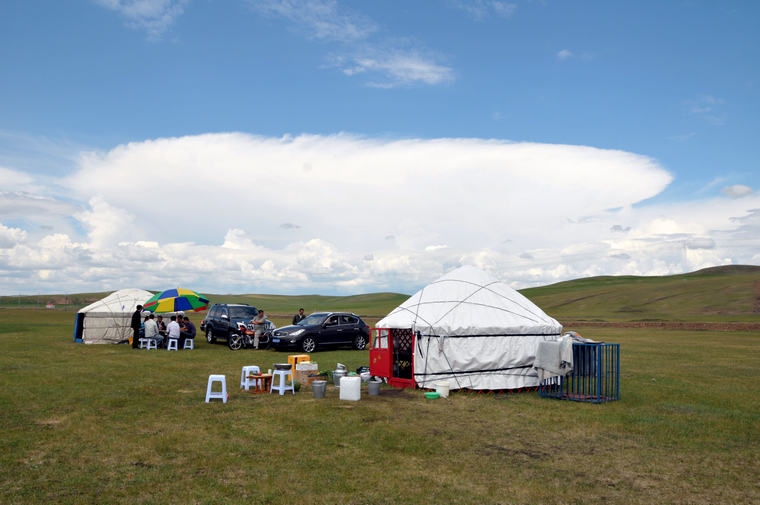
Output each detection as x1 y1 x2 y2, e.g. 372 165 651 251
228 321 275 351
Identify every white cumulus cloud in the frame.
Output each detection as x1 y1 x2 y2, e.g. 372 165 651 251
0 224 27 248
2 133 760 295
61 134 674 253
721 184 754 199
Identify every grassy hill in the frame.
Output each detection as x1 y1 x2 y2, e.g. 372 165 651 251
0 291 408 316
199 292 409 320
3 265 758 323
521 265 760 323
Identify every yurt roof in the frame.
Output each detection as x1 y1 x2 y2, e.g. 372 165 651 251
376 265 561 336
79 289 154 314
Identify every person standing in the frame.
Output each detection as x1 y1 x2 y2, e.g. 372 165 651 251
179 316 196 349
131 305 143 349
251 309 267 350
292 308 306 325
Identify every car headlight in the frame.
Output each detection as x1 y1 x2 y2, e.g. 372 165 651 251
291 329 304 336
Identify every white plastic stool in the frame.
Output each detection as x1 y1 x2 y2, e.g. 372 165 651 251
205 375 227 403
240 366 261 390
167 338 179 351
139 338 149 349
145 339 157 350
183 338 194 350
270 369 295 395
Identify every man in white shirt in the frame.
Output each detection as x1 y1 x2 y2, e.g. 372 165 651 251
144 313 160 346
166 315 181 347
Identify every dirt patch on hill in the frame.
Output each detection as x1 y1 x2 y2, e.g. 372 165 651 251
560 321 760 331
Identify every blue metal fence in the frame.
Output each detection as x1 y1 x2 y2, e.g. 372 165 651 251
539 342 620 403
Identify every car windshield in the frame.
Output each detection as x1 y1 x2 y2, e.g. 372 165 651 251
298 314 327 326
229 306 258 319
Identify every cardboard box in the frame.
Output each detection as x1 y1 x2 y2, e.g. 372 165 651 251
294 363 325 387
300 373 327 388
295 362 319 372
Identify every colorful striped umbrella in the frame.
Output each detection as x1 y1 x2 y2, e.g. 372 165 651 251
143 289 210 313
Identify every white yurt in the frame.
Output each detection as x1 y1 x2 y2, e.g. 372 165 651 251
376 265 563 391
74 289 153 344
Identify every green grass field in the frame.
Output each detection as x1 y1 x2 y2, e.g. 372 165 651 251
1 310 759 503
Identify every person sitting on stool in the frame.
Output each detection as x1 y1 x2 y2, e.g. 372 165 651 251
251 309 267 350
179 316 196 349
166 315 181 347
144 313 160 347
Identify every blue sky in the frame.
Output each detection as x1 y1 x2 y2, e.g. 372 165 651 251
1 0 759 296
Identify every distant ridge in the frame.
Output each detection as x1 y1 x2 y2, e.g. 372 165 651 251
521 264 760 323
688 264 760 275
3 265 759 324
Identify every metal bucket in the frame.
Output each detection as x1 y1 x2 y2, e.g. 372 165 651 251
312 380 327 399
368 380 382 396
333 369 347 387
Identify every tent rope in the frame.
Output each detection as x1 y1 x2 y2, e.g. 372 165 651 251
414 365 534 377
418 332 562 339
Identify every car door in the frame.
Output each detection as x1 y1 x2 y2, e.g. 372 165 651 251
219 306 230 338
339 314 360 344
320 315 342 344
207 305 219 336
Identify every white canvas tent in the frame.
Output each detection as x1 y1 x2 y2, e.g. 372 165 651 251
74 289 153 344
376 265 563 391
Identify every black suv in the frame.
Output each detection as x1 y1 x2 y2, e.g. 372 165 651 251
271 312 369 353
202 304 269 347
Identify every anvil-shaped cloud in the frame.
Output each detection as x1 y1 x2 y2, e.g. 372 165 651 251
1 134 758 295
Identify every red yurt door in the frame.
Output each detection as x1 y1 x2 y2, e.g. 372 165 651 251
370 328 391 378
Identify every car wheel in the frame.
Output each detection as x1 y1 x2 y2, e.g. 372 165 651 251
353 334 367 350
228 333 242 351
206 328 216 344
301 336 316 353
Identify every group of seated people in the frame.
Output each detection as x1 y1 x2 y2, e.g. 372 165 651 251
140 313 196 348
